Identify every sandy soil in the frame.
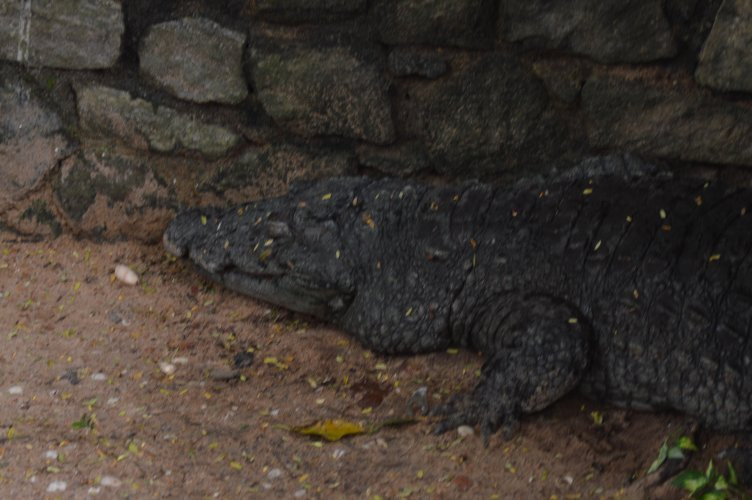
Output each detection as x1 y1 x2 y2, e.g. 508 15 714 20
0 233 746 498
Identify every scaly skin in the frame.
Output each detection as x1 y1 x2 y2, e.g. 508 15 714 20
164 156 752 438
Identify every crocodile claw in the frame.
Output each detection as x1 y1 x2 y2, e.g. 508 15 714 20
432 390 521 446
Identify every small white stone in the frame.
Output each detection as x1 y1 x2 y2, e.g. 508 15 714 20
294 489 306 498
44 450 58 460
563 475 574 485
100 475 121 487
332 448 346 460
457 425 474 438
47 480 67 492
269 409 279 417
267 468 282 480
88 486 101 495
91 373 107 381
8 386 22 395
114 264 138 285
172 356 188 365
159 362 176 375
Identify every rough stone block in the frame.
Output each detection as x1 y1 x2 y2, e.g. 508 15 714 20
500 0 676 63
250 39 394 144
77 85 240 157
55 148 174 241
253 0 368 23
356 142 431 176
0 66 74 211
531 58 589 103
397 53 571 176
388 49 448 79
140 17 247 104
0 0 123 69
200 144 355 201
582 73 752 165
696 0 752 92
373 0 496 49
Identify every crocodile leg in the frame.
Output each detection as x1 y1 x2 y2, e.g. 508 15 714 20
436 294 591 442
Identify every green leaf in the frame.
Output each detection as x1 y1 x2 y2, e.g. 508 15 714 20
648 440 668 474
697 491 727 500
672 470 709 493
706 460 715 478
726 461 738 486
676 435 699 451
71 414 93 430
667 446 685 460
713 473 729 491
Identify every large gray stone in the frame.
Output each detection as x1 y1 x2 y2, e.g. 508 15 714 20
388 49 448 79
76 85 240 158
254 0 368 23
140 17 247 104
55 148 174 241
531 58 589 103
500 0 677 63
201 145 355 200
0 67 74 210
374 0 496 49
696 0 752 92
0 0 123 69
397 53 571 176
582 73 752 165
250 41 394 144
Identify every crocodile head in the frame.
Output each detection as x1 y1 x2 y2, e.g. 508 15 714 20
163 191 358 320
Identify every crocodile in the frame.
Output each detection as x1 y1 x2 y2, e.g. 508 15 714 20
163 155 752 440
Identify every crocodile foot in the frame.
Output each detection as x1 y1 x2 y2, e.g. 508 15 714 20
432 385 520 446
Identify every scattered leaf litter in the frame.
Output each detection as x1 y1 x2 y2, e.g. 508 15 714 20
0 234 736 498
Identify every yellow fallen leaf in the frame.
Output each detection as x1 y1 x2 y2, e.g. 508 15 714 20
293 419 365 441
590 411 603 425
263 357 288 370
361 213 376 230
229 461 243 470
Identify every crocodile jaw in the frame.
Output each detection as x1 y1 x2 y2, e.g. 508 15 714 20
222 270 345 318
163 207 354 320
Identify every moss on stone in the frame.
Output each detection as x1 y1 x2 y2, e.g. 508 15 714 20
20 200 62 237
55 157 97 221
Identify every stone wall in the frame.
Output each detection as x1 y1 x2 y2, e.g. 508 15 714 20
0 0 750 241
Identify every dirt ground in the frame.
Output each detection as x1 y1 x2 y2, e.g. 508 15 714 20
0 233 746 499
